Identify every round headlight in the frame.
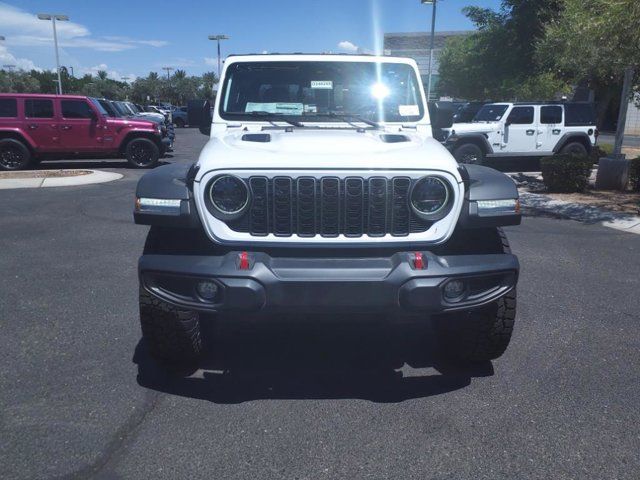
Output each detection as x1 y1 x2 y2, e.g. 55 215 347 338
208 175 249 216
410 176 450 219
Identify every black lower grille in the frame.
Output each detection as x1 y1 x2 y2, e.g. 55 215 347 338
226 176 433 237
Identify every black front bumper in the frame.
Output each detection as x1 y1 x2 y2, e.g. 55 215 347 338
139 251 519 315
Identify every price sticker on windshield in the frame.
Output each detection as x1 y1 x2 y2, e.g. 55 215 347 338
311 80 333 90
399 105 420 116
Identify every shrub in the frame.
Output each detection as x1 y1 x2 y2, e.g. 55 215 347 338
540 154 594 193
629 157 640 191
597 143 614 157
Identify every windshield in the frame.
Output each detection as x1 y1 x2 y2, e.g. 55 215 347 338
473 104 509 122
126 103 140 113
220 61 425 123
116 102 135 115
89 98 108 116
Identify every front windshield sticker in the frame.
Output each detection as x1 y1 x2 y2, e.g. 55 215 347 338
245 102 304 115
311 80 333 89
399 105 419 116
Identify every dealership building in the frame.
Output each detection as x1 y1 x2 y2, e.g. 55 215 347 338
383 31 472 100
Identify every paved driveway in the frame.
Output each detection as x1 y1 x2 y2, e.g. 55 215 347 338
1 129 639 479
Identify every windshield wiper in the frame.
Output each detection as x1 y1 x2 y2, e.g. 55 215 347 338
312 112 381 129
226 111 304 128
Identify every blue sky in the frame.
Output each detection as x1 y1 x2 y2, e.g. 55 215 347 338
0 0 501 81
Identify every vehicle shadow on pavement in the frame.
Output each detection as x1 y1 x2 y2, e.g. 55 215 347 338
29 159 173 171
134 322 494 404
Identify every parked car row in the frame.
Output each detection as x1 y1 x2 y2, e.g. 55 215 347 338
0 93 172 170
95 99 175 150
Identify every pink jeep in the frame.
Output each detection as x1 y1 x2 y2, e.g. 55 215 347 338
0 94 166 170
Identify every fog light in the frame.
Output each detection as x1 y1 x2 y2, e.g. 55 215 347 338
443 279 466 301
196 281 218 301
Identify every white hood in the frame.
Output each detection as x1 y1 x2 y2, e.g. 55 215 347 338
195 128 459 178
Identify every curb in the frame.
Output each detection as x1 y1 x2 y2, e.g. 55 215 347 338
0 170 123 190
520 191 640 235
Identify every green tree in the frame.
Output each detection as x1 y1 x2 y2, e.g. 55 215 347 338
438 0 566 100
537 0 640 121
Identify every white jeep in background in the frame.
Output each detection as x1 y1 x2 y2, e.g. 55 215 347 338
442 102 598 164
133 54 521 371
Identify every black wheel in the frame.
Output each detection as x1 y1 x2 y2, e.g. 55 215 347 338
438 228 517 363
453 143 484 165
560 141 588 156
125 137 159 168
139 287 203 366
139 227 203 367
0 138 32 171
174 117 185 128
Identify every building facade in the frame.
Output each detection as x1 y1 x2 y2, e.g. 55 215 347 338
383 31 472 100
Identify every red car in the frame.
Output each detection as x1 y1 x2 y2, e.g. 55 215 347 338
0 94 167 170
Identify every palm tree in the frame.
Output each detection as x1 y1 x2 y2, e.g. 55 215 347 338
97 70 108 81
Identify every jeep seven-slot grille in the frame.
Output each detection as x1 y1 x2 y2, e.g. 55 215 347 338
226 176 433 237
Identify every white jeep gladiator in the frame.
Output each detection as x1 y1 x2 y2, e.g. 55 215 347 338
442 102 598 164
133 54 521 370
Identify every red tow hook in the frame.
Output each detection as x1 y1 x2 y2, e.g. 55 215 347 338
238 251 251 270
412 252 427 270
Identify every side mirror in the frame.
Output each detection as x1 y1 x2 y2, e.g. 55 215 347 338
428 102 454 129
199 100 212 136
505 119 512 127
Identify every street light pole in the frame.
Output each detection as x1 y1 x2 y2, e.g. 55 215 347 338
37 13 69 95
162 66 174 80
208 35 230 81
421 0 438 101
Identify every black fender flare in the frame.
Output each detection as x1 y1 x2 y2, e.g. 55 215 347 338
445 133 494 155
552 132 592 153
119 131 164 155
456 164 521 229
133 163 201 228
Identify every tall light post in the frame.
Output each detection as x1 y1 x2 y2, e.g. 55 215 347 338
208 34 229 81
162 66 174 80
37 13 69 95
421 0 438 101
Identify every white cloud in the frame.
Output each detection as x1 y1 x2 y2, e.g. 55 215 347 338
338 41 359 53
82 63 137 82
204 57 217 67
0 44 40 71
0 2 168 52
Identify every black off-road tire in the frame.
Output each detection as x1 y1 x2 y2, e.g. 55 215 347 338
125 137 160 168
453 142 484 165
139 227 203 367
560 141 588 156
139 287 203 365
439 228 517 363
0 138 32 171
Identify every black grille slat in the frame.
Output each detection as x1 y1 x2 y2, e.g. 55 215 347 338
273 177 293 236
367 177 388 237
344 177 365 237
249 177 269 235
296 177 316 237
320 177 340 237
239 175 433 237
391 177 411 236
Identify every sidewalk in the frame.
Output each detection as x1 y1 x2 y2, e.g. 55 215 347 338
0 169 122 189
511 172 640 235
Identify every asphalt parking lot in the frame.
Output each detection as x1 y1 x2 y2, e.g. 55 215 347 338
1 128 639 479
